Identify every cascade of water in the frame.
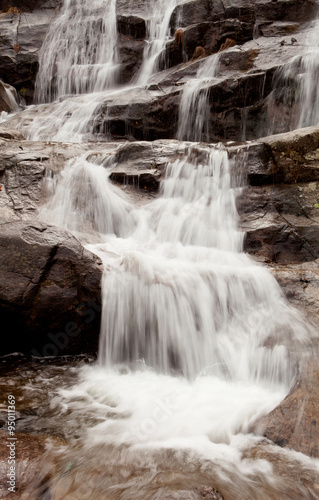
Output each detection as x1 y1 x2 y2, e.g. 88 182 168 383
39 154 135 239
98 148 306 381
6 0 315 481
21 0 183 141
40 146 307 384
135 0 182 85
35 0 119 103
297 20 319 128
177 54 220 142
265 19 319 135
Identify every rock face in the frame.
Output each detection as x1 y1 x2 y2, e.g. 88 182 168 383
0 220 102 357
255 358 319 457
0 1 60 101
237 127 319 265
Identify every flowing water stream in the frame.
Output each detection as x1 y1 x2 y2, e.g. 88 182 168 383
135 0 182 85
35 0 119 102
33 143 317 497
177 54 220 142
2 0 319 498
265 18 319 135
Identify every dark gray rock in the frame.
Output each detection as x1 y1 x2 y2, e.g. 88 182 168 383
0 220 102 357
0 1 59 11
235 128 319 265
0 7 59 101
117 14 146 39
255 0 316 23
118 34 145 84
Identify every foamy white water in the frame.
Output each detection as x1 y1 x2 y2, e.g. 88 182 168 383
177 54 220 141
35 0 119 103
57 366 288 451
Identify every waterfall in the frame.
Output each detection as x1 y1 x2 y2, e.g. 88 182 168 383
135 0 182 85
39 154 135 239
24 0 184 141
36 136 314 474
40 145 306 384
177 54 220 142
97 148 302 381
35 0 183 103
297 20 319 128
266 19 319 135
35 0 119 103
6 1 319 489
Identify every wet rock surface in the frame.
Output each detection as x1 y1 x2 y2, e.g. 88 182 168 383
255 358 319 458
0 4 60 101
0 220 102 357
236 127 319 459
0 80 20 113
0 430 57 499
235 127 319 266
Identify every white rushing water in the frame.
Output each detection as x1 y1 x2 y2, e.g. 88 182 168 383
177 54 220 142
39 143 310 460
35 0 119 103
15 0 184 142
135 0 182 85
296 19 319 128
266 19 319 134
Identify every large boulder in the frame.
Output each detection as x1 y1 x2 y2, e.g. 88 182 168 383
0 220 103 357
